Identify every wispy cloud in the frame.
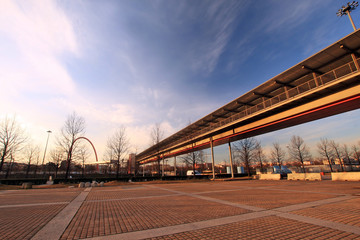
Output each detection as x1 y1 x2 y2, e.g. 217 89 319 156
0 0 78 97
186 1 248 74
261 0 320 33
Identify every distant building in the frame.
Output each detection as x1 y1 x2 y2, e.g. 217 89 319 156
128 153 136 175
303 160 313 165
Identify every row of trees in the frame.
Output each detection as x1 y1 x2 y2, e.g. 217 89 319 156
0 113 88 178
176 136 360 177
1 113 359 179
229 136 360 176
0 113 132 179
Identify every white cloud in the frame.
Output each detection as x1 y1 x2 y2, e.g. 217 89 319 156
1 0 78 55
0 0 83 157
0 0 78 97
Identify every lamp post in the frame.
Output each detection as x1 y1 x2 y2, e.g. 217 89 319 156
337 1 359 31
41 130 52 177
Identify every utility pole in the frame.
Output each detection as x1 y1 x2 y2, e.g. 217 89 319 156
337 1 359 31
42 130 52 177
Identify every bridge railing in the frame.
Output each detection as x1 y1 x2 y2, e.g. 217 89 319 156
234 59 358 124
160 58 359 153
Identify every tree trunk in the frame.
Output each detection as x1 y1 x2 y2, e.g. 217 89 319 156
245 160 250 177
193 153 196 177
55 166 59 179
5 157 13 179
65 151 72 180
116 159 120 179
326 156 333 172
157 158 161 177
26 163 31 178
33 165 38 178
0 146 7 171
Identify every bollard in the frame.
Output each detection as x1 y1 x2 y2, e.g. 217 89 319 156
21 182 32 189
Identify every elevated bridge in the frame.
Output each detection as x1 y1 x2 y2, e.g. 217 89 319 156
136 30 360 174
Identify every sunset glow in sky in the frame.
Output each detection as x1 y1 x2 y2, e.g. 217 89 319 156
1 0 360 163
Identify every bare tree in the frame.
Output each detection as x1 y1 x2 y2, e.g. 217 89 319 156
24 144 40 178
343 144 353 170
287 135 311 173
150 123 164 176
106 127 129 178
5 152 15 179
150 123 164 146
79 147 89 177
270 142 286 172
254 140 266 173
33 153 41 177
57 112 86 179
352 144 360 165
103 149 114 176
0 116 27 171
233 138 257 177
181 150 205 176
317 138 334 172
50 148 64 178
329 140 344 171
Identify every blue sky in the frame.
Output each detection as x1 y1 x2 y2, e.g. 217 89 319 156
1 0 360 163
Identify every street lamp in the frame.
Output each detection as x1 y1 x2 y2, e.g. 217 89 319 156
337 1 359 31
41 130 52 177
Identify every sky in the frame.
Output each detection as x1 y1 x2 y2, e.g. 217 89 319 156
1 0 360 164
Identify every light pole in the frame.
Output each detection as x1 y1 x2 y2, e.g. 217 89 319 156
41 130 52 177
337 1 359 31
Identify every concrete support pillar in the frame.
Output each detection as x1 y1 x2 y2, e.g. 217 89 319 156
162 156 164 177
228 142 234 179
174 156 177 176
312 72 319 87
262 97 266 109
284 86 290 99
210 138 215 179
351 53 360 70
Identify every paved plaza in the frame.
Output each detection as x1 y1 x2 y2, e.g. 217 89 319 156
0 180 360 240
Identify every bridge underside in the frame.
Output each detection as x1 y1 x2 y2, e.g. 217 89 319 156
136 30 360 165
141 83 360 164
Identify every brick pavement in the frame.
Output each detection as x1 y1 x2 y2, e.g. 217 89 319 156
0 188 82 206
292 197 360 227
0 188 81 240
0 180 359 240
146 216 360 240
0 204 66 240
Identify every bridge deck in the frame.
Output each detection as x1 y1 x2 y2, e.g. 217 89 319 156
137 30 360 164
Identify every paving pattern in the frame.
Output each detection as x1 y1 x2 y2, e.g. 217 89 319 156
0 188 81 206
0 204 66 240
147 216 360 240
292 198 360 227
0 188 81 240
0 180 359 240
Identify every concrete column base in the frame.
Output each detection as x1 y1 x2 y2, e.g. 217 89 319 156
288 173 322 181
259 174 281 180
331 172 360 181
